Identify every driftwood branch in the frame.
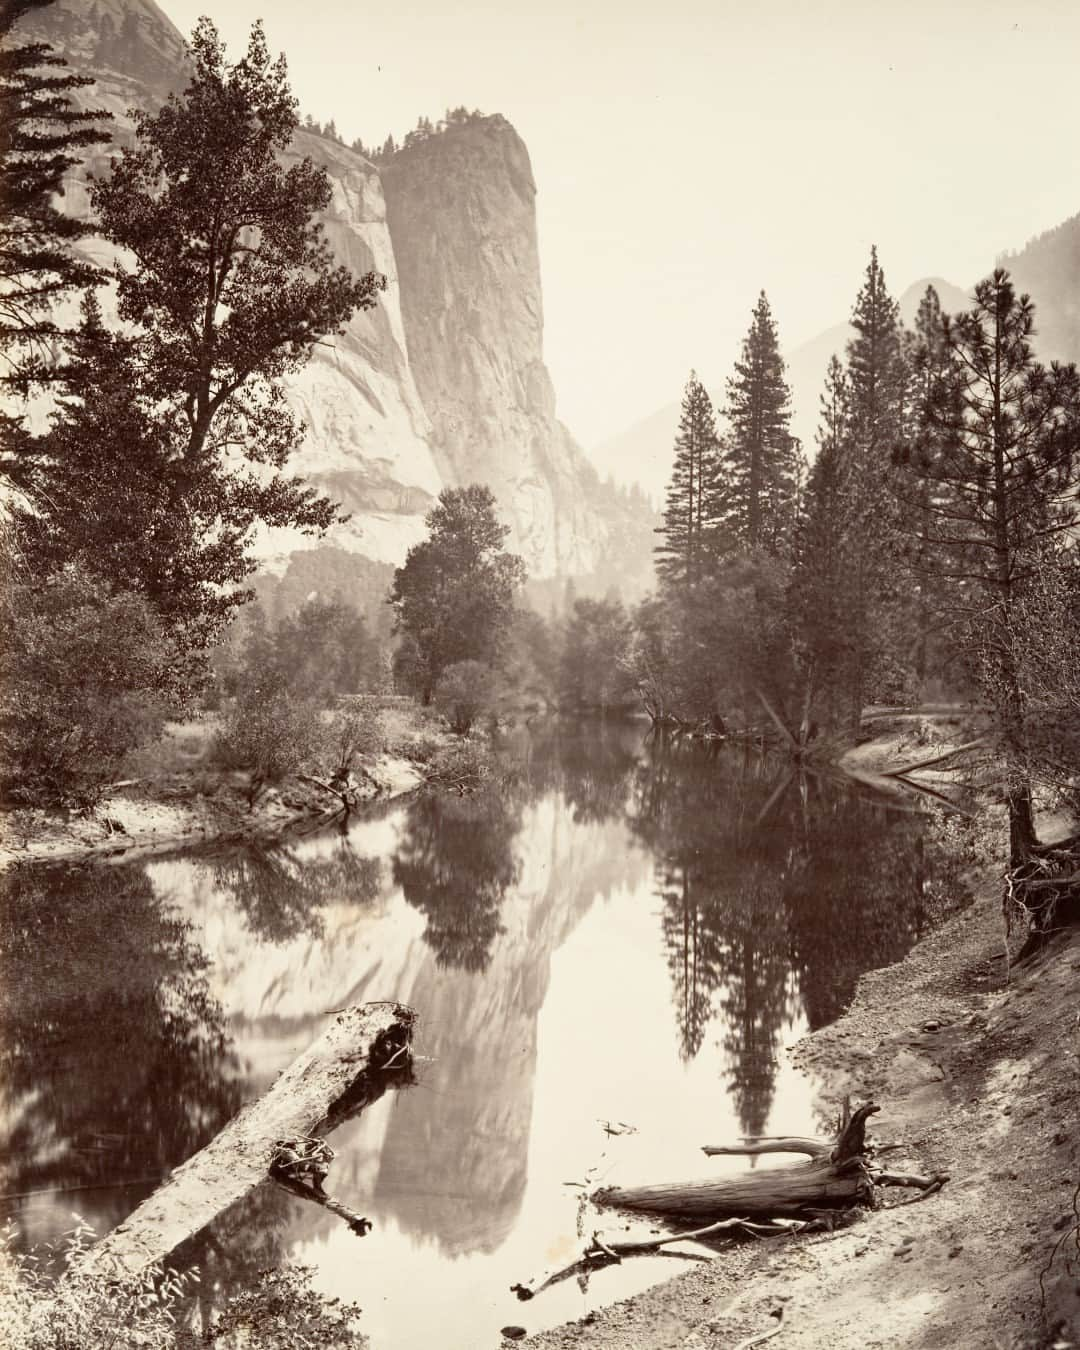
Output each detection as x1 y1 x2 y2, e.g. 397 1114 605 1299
511 1217 804 1302
881 738 987 779
733 1308 785 1350
596 1102 883 1221
594 1156 873 1221
702 1136 829 1160
71 1002 415 1280
297 771 375 812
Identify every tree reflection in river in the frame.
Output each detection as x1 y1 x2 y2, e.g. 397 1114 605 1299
393 788 522 971
0 862 244 1244
212 831 382 944
632 736 965 1134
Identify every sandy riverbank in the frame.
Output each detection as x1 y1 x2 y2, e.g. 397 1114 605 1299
0 751 423 871
521 836 1080 1349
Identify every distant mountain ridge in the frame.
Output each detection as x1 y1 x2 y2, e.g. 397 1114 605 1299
595 220 1080 498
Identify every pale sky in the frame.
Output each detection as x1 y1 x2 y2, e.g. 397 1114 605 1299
164 0 1080 448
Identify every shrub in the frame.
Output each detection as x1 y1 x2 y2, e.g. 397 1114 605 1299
213 678 324 806
0 568 178 807
0 1219 189 1350
0 1221 368 1350
435 660 497 735
325 706 385 775
423 739 494 793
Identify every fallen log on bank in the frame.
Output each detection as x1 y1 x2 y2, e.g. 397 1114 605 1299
73 1001 415 1280
513 1101 948 1302
595 1103 881 1221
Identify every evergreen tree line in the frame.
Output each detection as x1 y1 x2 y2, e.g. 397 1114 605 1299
626 251 1080 926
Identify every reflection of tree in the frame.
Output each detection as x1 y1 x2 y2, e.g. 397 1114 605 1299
393 789 522 971
657 864 724 1059
633 741 792 1114
783 782 963 1029
714 860 792 1137
630 739 965 1135
513 721 643 825
0 863 243 1240
210 835 381 944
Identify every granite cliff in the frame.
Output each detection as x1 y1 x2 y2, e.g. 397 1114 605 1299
26 0 650 588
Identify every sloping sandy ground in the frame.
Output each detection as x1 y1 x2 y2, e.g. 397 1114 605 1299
522 877 1080 1350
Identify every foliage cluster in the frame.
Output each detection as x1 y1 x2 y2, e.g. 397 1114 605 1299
211 679 325 807
215 596 386 708
0 1221 367 1350
389 484 525 705
0 566 180 806
1 4 384 804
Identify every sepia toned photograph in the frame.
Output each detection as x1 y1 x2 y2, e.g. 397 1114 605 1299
1 1 1079 1346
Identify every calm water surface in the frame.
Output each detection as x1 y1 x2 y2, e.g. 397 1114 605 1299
0 724 967 1347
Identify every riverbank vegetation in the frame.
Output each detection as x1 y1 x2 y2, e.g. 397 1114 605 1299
610 257 1080 952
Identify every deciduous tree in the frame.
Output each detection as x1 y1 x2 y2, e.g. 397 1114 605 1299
389 485 526 702
17 19 386 658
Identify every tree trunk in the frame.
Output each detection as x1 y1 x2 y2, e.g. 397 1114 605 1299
71 1002 415 1280
594 1156 872 1221
594 1103 880 1222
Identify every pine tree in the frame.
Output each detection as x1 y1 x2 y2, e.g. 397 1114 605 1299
722 291 801 554
0 0 110 408
906 271 1080 877
835 247 910 727
847 246 904 456
655 371 723 592
896 284 950 687
792 355 856 728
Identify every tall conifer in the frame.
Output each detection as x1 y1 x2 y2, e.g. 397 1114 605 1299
722 291 801 554
0 0 110 407
655 371 722 592
836 247 909 727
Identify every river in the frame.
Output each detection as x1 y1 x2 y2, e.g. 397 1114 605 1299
0 722 969 1347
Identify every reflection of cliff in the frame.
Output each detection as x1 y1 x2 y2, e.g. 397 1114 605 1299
373 795 649 1257
143 757 650 1261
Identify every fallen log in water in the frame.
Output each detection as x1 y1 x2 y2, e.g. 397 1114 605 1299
73 1001 415 1279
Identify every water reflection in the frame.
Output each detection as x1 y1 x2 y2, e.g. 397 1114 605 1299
213 832 382 943
0 862 244 1243
0 723 968 1347
393 789 522 972
630 735 966 1133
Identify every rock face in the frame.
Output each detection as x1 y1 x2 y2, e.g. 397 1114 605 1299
27 0 637 582
380 120 609 575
